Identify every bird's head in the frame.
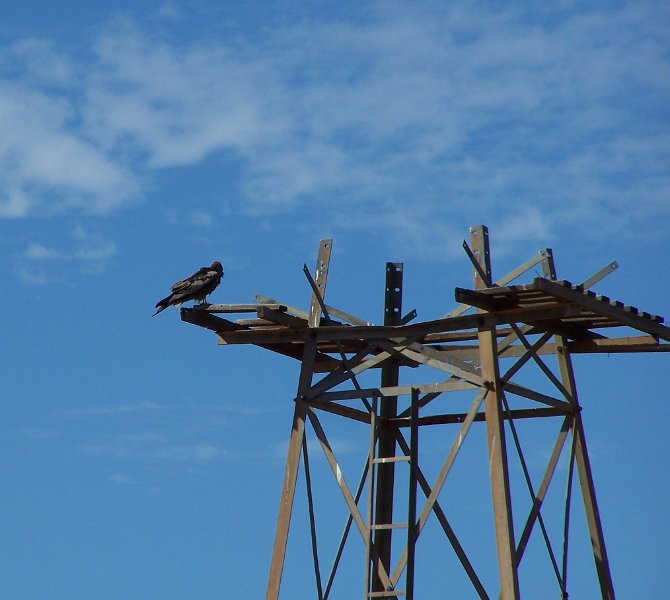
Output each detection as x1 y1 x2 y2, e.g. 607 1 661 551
211 261 224 275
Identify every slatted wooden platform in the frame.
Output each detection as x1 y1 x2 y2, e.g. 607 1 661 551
455 277 668 342
181 277 670 370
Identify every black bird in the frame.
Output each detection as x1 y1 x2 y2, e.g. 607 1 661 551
153 261 224 316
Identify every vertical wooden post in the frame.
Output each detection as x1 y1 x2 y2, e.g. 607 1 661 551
266 240 333 600
541 250 615 599
266 346 317 600
472 225 520 600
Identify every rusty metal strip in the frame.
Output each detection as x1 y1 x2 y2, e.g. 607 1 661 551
390 390 485 586
305 406 395 591
372 262 404 596
581 261 619 290
302 435 324 600
514 417 572 566
324 454 370 600
405 389 419 600
364 396 378 599
393 428 490 599
561 417 578 597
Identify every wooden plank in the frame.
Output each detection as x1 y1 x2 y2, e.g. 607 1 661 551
540 252 616 600
197 303 287 313
256 293 374 326
471 225 520 600
515 417 572 567
534 278 670 340
502 381 573 412
266 342 317 600
374 339 486 388
444 249 549 318
308 239 333 327
308 399 371 423
212 304 583 346
455 287 519 311
257 306 309 328
314 379 477 402
569 336 669 353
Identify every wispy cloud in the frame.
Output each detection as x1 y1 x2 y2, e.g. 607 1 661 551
68 401 165 419
80 432 237 463
16 224 117 282
109 472 136 485
1 3 668 254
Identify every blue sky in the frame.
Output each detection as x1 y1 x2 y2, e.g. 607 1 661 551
1 1 668 598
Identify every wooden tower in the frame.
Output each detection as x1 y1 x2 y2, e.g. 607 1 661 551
182 225 669 599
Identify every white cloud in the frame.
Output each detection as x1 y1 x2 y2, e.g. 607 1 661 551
23 242 61 260
0 80 139 217
150 443 231 461
69 402 165 419
81 432 236 463
1 3 668 253
109 472 136 485
16 224 117 283
16 265 50 286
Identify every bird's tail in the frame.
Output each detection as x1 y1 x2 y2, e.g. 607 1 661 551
152 296 172 317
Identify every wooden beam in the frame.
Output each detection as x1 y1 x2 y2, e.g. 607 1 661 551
471 225 520 600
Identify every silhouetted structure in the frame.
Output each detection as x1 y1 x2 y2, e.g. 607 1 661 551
182 225 669 600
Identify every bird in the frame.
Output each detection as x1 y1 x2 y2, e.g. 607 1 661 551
152 261 224 316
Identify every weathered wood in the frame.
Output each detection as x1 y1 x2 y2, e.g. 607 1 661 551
534 277 669 339
257 306 308 328
471 225 520 600
211 303 583 346
176 230 664 600
569 336 669 353
197 303 287 313
266 342 317 600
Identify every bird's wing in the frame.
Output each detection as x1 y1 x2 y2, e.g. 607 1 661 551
170 267 210 292
170 266 219 296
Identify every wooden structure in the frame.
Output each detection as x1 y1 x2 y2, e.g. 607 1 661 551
181 226 669 600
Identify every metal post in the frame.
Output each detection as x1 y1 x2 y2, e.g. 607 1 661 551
371 262 403 593
405 388 419 600
472 225 520 600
